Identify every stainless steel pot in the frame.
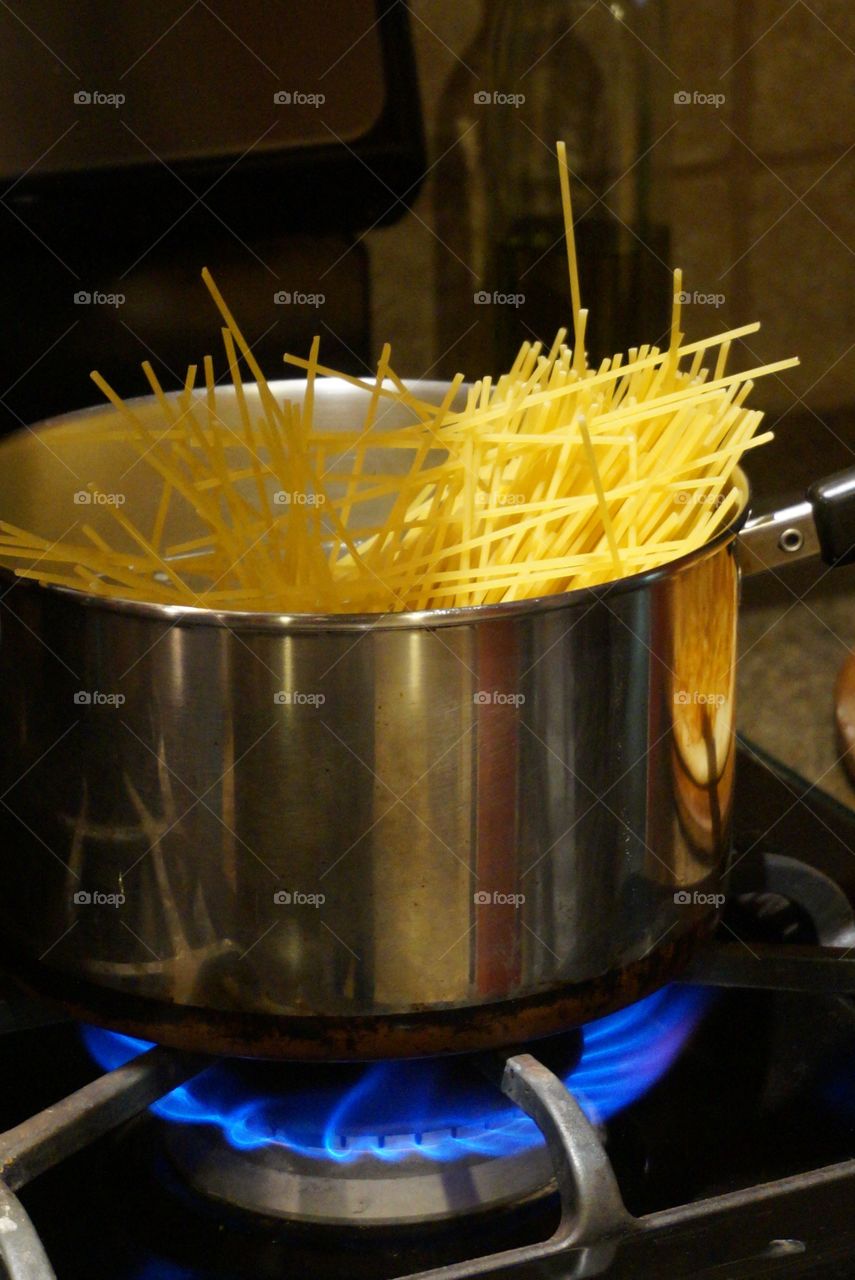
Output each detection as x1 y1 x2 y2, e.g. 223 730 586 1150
0 380 853 1059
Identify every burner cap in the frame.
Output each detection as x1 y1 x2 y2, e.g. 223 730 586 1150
166 1123 555 1227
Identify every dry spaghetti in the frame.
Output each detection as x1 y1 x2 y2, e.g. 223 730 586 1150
0 144 797 613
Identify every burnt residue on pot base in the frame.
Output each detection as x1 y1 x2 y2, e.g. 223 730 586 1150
0 917 714 1061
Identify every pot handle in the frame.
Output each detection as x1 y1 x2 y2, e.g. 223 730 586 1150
739 467 855 576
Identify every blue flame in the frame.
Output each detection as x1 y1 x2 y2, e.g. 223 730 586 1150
82 985 710 1163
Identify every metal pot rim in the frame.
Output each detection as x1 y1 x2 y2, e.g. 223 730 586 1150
0 384 751 633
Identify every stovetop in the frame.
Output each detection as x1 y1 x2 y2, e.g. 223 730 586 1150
4 737 855 1280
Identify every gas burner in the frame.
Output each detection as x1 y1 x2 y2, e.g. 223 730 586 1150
82 985 710 1227
162 1041 579 1227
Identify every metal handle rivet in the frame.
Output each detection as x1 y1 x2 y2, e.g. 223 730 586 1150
779 528 804 553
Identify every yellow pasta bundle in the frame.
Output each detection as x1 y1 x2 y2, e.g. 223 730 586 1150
0 143 797 614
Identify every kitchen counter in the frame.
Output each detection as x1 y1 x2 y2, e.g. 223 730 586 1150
738 554 855 812
737 406 855 808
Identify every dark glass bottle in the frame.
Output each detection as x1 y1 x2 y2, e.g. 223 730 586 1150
432 8 496 380
485 0 671 368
